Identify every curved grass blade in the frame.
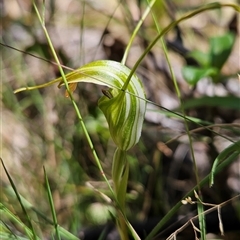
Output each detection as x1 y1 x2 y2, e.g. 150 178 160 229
210 140 240 187
3 185 80 239
43 167 61 240
0 203 38 240
1 158 38 240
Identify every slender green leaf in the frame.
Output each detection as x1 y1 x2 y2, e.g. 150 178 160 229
197 200 206 240
210 140 240 187
43 167 61 240
1 159 38 240
0 232 30 240
0 203 39 240
2 186 80 239
181 96 240 110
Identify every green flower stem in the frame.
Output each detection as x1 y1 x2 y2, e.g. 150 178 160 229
112 149 129 209
112 148 129 240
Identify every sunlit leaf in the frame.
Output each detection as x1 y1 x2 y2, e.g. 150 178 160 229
186 50 210 67
210 32 235 70
182 66 218 85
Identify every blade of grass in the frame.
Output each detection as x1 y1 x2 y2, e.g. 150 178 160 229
3 181 80 239
1 158 38 240
92 1 122 61
0 232 30 240
0 203 36 239
43 166 61 240
121 0 156 65
197 199 206 240
0 220 18 239
210 140 240 187
79 0 85 66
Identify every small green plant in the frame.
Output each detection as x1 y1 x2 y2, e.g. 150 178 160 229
182 32 236 85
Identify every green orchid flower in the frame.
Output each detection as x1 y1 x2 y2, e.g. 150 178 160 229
57 60 146 151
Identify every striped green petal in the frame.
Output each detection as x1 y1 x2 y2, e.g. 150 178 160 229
98 78 145 151
58 60 146 150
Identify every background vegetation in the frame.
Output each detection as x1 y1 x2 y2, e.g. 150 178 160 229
1 0 240 239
